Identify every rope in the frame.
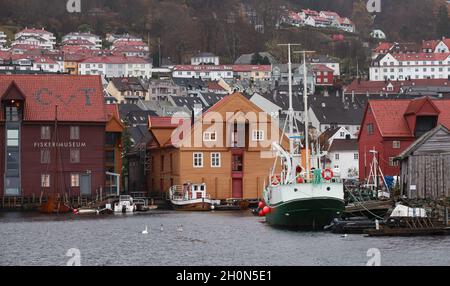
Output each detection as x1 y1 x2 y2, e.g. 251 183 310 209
345 186 386 220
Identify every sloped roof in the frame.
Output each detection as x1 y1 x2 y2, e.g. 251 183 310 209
328 139 358 152
367 98 450 137
0 75 107 122
396 125 450 159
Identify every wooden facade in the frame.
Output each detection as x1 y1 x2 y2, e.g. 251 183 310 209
397 125 450 200
147 93 288 200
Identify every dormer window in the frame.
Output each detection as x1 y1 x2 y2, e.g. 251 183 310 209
415 116 437 138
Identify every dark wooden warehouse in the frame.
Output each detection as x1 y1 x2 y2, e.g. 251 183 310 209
396 125 450 200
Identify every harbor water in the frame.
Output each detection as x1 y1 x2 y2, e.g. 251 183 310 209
0 211 449 266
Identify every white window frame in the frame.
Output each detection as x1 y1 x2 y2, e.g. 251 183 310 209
211 153 221 168
203 132 217 142
393 141 401 149
193 153 204 168
41 174 51 188
71 174 80 188
252 130 264 141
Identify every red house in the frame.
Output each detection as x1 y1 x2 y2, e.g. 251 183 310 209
0 75 123 200
358 97 450 181
312 64 334 86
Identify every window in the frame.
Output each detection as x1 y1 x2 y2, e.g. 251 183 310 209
70 126 80 140
211 153 221 168
7 129 19 147
41 126 51 140
354 153 359 160
41 174 50 188
335 154 340 160
203 132 217 142
161 155 164 171
70 174 80 187
340 132 345 137
193 153 203 168
367 123 374 135
393 141 401 149
41 149 50 164
389 157 399 167
252 130 264 141
70 149 80 163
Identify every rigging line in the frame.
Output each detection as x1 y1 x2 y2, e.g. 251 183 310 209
345 185 386 220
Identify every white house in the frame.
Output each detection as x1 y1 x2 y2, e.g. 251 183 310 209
249 92 282 118
191 52 220 65
13 28 56 50
370 52 450 81
111 39 150 58
173 65 233 80
32 56 63 73
327 138 359 179
0 31 7 48
62 32 102 50
78 56 152 78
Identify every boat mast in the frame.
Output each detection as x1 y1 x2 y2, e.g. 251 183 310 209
294 50 315 180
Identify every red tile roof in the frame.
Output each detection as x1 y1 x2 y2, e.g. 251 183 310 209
373 42 393 53
232 65 272 72
391 52 450 61
312 64 334 72
345 79 450 94
80 56 149 64
0 75 108 122
368 98 450 137
422 40 439 50
148 116 185 128
18 28 53 35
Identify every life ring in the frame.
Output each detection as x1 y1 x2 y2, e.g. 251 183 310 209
271 175 281 186
322 169 334 181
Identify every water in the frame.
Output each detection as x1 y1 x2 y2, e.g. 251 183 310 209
0 211 449 266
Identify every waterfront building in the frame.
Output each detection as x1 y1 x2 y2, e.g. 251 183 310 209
0 75 123 199
358 97 450 181
396 125 450 200
146 92 288 200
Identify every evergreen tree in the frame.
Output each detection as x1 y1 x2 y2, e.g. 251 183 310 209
251 52 263 65
436 5 450 38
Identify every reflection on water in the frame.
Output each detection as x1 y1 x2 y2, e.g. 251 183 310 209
0 211 449 266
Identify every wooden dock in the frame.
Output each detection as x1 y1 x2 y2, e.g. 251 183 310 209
364 217 450 237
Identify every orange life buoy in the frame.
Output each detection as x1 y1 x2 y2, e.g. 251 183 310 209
322 169 334 181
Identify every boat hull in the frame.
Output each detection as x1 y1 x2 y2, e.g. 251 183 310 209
265 198 345 230
171 199 213 211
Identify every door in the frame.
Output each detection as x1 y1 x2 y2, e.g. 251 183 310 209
232 179 243 199
80 174 91 196
231 152 244 198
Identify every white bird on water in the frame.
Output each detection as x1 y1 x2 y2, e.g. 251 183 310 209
341 234 348 238
177 224 184 232
142 226 149 235
160 224 164 232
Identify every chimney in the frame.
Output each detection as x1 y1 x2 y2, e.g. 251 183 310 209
192 103 203 125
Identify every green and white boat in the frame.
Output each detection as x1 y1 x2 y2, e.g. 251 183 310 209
262 46 344 230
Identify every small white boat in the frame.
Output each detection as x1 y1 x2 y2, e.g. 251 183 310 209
114 195 137 213
169 183 220 211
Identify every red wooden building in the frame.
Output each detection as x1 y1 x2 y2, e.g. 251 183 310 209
358 97 450 181
0 75 123 199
